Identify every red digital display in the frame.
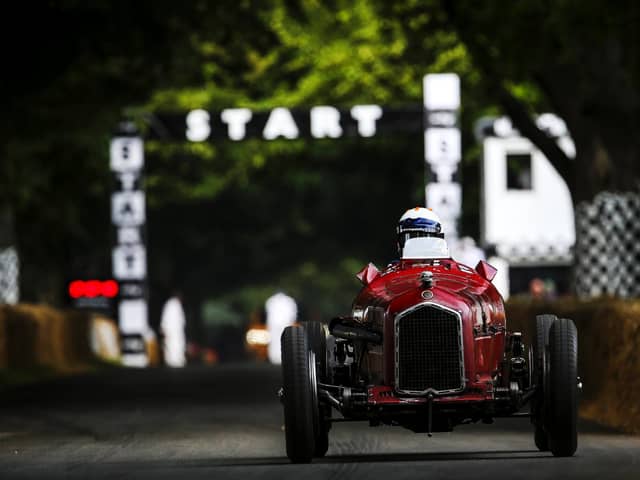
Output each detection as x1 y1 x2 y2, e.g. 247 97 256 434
101 280 119 298
68 280 119 299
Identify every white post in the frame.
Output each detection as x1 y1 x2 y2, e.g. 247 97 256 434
110 126 149 367
423 74 462 239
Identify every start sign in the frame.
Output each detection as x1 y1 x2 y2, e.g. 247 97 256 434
110 127 149 368
149 105 422 142
187 105 381 141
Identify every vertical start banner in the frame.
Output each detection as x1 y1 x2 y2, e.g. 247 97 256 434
110 128 149 367
423 74 462 239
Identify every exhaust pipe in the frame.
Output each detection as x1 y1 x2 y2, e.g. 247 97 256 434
331 323 381 344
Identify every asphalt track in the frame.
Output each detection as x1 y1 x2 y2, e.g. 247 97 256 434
0 363 639 479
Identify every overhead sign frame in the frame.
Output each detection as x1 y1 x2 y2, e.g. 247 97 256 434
113 74 464 367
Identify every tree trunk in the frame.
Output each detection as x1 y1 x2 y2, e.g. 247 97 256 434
442 0 640 204
537 37 640 203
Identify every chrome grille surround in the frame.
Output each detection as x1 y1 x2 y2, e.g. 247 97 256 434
394 302 465 396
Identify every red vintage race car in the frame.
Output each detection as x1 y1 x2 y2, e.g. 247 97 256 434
280 231 579 463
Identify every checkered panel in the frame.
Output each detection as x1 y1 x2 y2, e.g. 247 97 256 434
0 247 19 304
575 190 640 299
498 243 573 266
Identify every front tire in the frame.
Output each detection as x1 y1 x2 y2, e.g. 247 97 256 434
534 425 549 451
532 314 557 451
304 321 328 382
547 318 579 457
303 321 330 458
535 314 557 377
281 326 316 463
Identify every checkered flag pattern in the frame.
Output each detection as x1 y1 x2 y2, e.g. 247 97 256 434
0 246 19 304
575 190 640 298
498 243 573 266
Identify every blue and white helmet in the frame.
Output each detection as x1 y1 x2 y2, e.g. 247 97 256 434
397 207 445 256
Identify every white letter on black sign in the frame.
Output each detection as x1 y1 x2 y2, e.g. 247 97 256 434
112 245 147 280
221 108 252 141
186 109 211 142
311 106 342 138
425 128 461 164
350 105 382 137
263 108 299 140
110 137 144 172
111 192 146 227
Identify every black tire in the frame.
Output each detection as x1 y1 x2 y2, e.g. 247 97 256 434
534 425 549 451
281 326 316 463
535 314 557 382
304 321 328 382
547 318 578 457
303 321 330 458
532 314 557 452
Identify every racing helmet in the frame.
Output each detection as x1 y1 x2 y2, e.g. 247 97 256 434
397 207 445 257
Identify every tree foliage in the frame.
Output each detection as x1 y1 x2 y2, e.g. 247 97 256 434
3 0 639 326
438 0 640 202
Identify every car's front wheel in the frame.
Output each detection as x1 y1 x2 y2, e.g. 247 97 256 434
303 321 331 458
281 325 317 463
532 314 557 451
546 318 579 456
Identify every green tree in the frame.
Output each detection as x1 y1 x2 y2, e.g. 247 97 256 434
436 0 640 203
141 0 482 320
1 1 277 301
6 0 637 314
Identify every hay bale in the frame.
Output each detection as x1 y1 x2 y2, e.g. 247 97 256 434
1 304 40 368
62 309 93 366
145 333 160 367
506 298 640 433
0 309 7 368
0 304 96 372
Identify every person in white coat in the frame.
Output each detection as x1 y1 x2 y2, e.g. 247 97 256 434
265 292 297 365
160 292 187 368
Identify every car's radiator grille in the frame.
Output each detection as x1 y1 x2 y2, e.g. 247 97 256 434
396 304 463 394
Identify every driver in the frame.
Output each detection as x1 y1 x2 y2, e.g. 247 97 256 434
396 207 450 259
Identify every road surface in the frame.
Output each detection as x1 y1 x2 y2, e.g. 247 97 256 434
1 363 638 479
